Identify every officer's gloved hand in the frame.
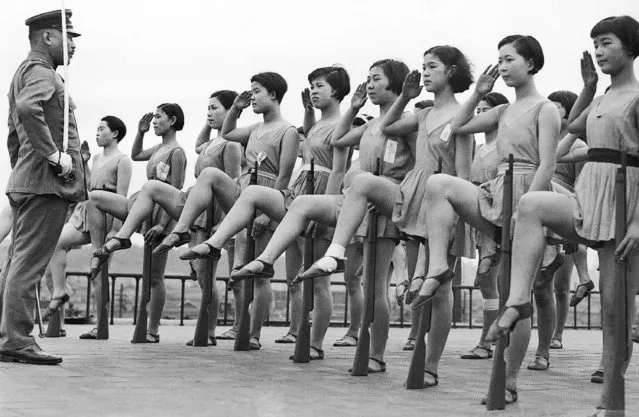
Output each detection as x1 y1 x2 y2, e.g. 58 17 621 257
47 151 73 176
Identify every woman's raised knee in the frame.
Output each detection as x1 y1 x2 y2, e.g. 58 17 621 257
425 174 452 201
515 193 543 219
198 167 225 186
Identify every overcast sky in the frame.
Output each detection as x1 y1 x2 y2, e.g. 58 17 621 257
1 0 637 208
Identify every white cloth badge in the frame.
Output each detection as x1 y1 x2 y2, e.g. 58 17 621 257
440 124 452 143
256 151 267 167
383 140 397 163
156 161 170 181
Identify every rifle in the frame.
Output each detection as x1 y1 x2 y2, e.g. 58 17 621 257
96 211 110 340
608 151 628 410
293 159 315 363
351 158 381 376
235 162 259 351
405 157 442 389
486 154 514 410
131 218 153 343
193 203 217 346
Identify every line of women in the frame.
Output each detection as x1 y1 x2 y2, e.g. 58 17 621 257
39 14 639 416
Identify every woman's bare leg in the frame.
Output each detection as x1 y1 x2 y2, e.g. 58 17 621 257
310 238 333 350
498 191 583 392
476 233 500 350
207 186 288 249
48 224 90 298
424 175 496 297
369 238 396 363
425 254 457 378
250 232 274 341
406 241 425 341
171 167 241 234
0 205 12 244
284 241 303 338
147 248 168 336
552 252 574 344
341 243 364 339
86 191 130 251
257 195 342 264
330 174 396 248
193 228 219 337
114 181 183 240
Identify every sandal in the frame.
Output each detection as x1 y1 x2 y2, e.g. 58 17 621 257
412 269 455 310
424 370 439 387
549 338 563 349
90 237 132 280
42 294 70 320
295 256 345 281
404 276 424 305
217 328 238 340
402 338 416 351
591 369 603 384
534 252 565 290
275 332 297 344
485 303 534 343
186 336 216 346
231 259 274 281
153 231 191 255
480 388 518 405
79 328 97 340
367 357 386 373
146 333 160 343
289 346 324 361
461 345 493 359
632 328 639 344
333 334 358 347
179 242 221 260
527 355 550 371
474 253 500 287
395 279 409 306
249 337 261 350
569 280 595 307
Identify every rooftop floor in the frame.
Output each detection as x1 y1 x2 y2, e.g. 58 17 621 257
1 323 637 417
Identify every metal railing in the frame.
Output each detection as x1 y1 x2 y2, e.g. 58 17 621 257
62 271 602 330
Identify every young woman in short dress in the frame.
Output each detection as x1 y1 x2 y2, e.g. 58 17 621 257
482 17 639 414
86 103 187 343
187 59 414 366
150 73 299 349
421 35 562 403
460 92 509 360
180 66 351 357
40 117 132 332
299 46 475 379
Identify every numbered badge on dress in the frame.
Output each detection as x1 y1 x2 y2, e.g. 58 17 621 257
440 124 452 143
156 161 170 181
383 140 397 164
256 151 267 167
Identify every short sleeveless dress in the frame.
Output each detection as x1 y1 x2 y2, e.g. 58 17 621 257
235 122 296 230
128 143 186 233
471 141 499 186
68 153 127 233
392 108 472 241
235 123 296 190
478 101 553 226
184 138 231 231
468 140 500 253
570 92 639 244
349 118 415 241
284 122 345 240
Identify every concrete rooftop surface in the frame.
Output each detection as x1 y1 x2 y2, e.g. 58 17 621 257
1 324 637 417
